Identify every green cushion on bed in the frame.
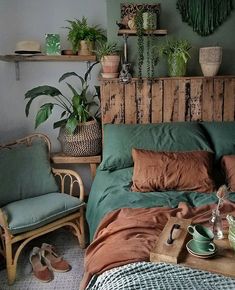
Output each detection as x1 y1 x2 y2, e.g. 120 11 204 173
3 192 84 234
0 139 59 207
201 122 235 161
100 122 213 171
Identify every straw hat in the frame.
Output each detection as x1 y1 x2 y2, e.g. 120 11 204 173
15 41 41 54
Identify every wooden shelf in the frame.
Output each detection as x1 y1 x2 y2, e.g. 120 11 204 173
0 54 96 62
118 29 167 36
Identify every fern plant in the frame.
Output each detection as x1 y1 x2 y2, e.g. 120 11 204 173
64 17 106 53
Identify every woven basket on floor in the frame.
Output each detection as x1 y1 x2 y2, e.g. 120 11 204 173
58 120 102 156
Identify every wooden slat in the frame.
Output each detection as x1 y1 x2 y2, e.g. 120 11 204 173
172 79 179 121
136 80 151 124
213 79 224 121
178 79 187 122
101 81 111 124
202 78 214 121
152 79 163 123
125 81 137 124
190 78 203 121
163 79 175 122
109 81 125 124
224 78 235 121
0 54 96 62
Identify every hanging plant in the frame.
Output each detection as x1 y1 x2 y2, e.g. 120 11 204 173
177 0 233 36
135 10 144 82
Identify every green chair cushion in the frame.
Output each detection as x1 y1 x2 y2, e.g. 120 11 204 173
0 139 59 207
2 192 84 235
201 122 235 161
100 122 213 171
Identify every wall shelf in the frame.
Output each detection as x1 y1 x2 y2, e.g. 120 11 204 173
0 54 97 80
0 54 96 62
118 29 167 36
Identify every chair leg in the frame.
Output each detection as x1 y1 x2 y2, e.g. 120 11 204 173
5 241 16 285
79 209 86 249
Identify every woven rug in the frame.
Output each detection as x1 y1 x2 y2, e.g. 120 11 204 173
0 229 85 290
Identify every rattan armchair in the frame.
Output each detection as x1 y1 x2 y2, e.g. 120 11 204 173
0 134 85 285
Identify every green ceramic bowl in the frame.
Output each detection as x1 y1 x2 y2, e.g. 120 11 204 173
228 235 235 252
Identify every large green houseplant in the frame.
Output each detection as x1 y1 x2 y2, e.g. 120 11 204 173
155 38 191 77
25 62 102 156
64 16 106 55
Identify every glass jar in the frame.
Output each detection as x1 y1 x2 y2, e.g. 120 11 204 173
210 209 224 239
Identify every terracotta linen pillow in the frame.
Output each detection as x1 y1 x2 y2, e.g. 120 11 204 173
131 149 215 193
221 155 235 191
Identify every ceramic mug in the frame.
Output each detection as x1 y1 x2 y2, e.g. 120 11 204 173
192 239 216 252
188 224 214 241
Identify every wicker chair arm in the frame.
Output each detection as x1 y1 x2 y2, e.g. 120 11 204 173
52 168 85 201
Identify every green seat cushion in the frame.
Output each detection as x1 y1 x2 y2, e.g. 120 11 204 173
100 122 213 171
2 192 84 235
201 122 235 161
0 139 59 207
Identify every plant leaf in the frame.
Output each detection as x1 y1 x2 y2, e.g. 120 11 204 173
65 116 78 134
60 111 67 118
66 82 80 98
25 85 61 116
59 72 85 86
35 103 53 128
53 118 68 129
84 61 99 82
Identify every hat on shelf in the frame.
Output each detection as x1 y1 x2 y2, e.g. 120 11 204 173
15 40 41 54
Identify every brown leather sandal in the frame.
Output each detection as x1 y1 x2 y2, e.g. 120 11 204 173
41 243 71 272
29 247 53 282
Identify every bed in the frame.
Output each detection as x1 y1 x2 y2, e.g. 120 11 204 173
80 77 235 290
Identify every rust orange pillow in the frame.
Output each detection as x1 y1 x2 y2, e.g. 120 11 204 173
221 155 235 191
131 149 215 193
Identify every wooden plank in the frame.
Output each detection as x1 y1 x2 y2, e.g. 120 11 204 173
150 217 192 264
0 54 96 62
172 79 179 121
178 79 187 122
124 81 137 124
223 78 235 121
109 81 125 124
190 78 203 121
118 29 167 36
213 79 224 121
202 78 214 121
151 79 163 123
101 81 111 124
51 153 101 164
163 79 178 122
136 80 151 124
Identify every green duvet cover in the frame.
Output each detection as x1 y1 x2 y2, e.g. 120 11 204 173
86 167 235 241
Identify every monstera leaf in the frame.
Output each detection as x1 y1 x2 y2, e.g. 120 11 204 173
177 0 233 36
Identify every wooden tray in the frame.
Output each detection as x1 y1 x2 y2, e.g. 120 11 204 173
150 217 235 278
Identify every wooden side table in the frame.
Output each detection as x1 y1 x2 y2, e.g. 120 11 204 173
51 153 101 181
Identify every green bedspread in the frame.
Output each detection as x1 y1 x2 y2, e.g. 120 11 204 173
86 167 235 241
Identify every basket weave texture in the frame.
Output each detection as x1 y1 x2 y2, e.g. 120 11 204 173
58 120 102 156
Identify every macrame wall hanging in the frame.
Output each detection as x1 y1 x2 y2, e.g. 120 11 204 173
176 0 233 36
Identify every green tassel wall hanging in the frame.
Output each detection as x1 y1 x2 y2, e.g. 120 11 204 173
177 0 233 36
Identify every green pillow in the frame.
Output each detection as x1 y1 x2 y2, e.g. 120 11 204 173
201 122 235 161
100 122 213 171
0 139 59 207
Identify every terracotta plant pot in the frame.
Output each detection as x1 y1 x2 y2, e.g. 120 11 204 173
199 47 222 77
100 55 120 78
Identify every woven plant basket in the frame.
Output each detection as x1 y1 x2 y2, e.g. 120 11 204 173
58 120 102 156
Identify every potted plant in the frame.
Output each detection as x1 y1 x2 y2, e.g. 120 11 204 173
94 41 120 78
25 62 102 156
64 16 106 55
155 38 191 77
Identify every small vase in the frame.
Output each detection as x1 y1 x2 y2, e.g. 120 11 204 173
210 209 224 240
142 12 157 30
199 47 222 77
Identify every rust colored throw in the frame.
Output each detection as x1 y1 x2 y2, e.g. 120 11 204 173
131 149 215 193
80 201 235 290
222 155 235 191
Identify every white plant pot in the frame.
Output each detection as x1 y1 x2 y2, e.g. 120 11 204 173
199 47 222 77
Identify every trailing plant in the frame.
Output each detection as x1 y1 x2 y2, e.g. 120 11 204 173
94 41 119 60
135 10 144 81
25 62 100 134
64 17 106 53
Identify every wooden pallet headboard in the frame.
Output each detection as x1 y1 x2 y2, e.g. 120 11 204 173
100 76 235 124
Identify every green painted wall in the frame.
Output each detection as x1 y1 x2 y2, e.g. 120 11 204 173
107 0 235 77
